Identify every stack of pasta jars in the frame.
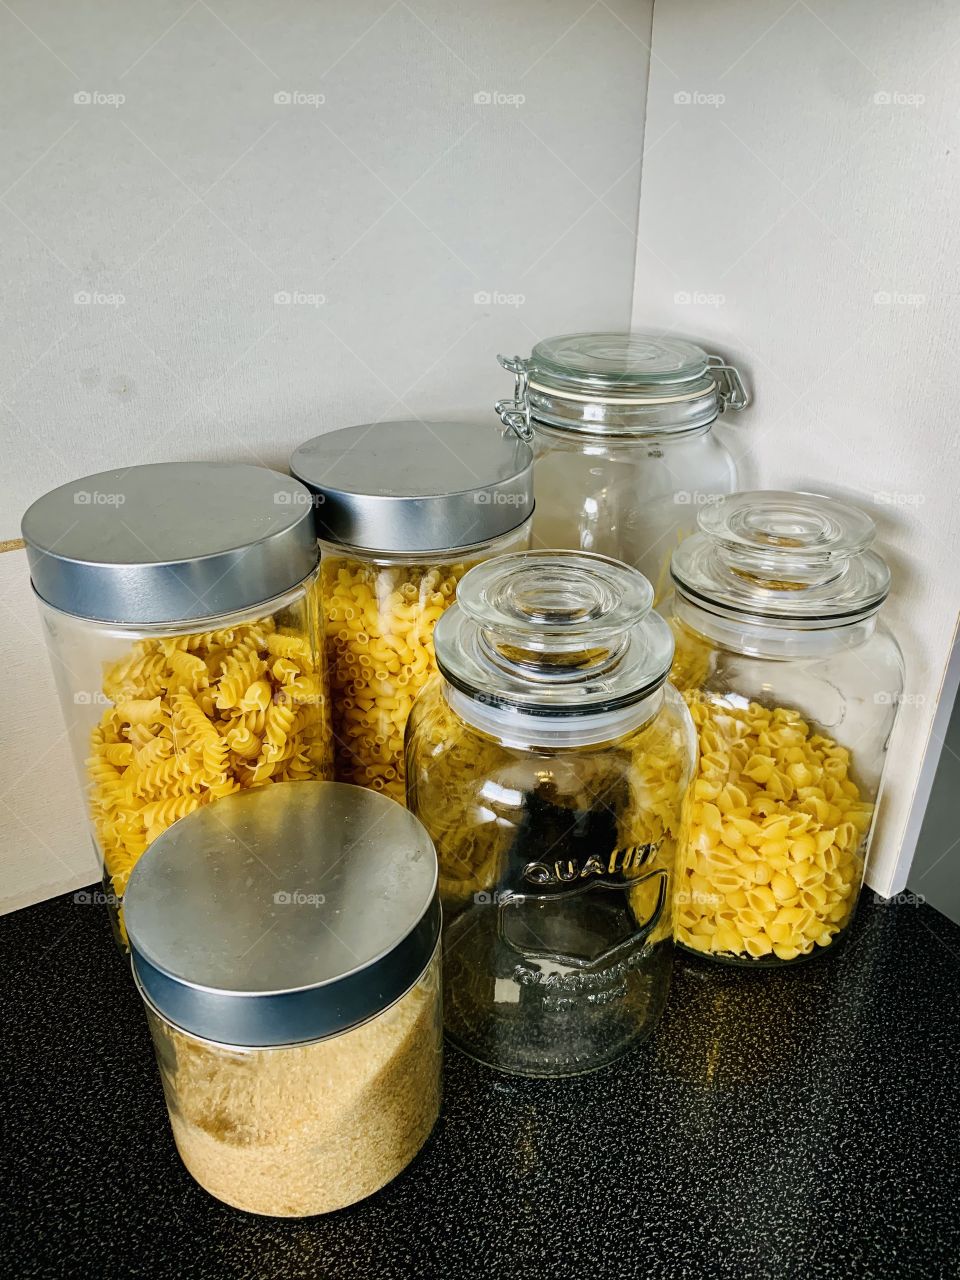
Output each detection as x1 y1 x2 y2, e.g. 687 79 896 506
22 462 334 946
666 491 904 965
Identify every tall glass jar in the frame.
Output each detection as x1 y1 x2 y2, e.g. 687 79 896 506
667 491 904 966
405 551 696 1077
291 420 533 802
22 463 334 947
496 332 748 601
125 782 442 1218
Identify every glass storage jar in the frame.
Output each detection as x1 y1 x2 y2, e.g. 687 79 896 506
405 550 696 1077
496 331 748 601
21 462 333 947
291 420 533 802
667 491 904 966
124 782 442 1218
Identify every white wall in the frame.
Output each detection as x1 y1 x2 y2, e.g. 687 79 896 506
633 0 960 896
0 0 654 909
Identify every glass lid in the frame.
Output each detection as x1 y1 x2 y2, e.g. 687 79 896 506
434 550 675 715
671 491 891 625
528 331 712 392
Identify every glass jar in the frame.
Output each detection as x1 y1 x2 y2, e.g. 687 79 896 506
291 420 534 802
405 550 696 1077
21 463 334 947
496 331 748 601
667 491 904 966
124 782 442 1218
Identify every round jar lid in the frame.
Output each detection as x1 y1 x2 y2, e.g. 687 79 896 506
530 331 714 391
671 491 891 625
21 462 319 625
125 782 440 1047
434 550 675 715
290 420 534 555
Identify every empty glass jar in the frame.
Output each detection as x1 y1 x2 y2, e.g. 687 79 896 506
667 491 904 966
291 420 533 802
22 462 333 947
496 331 747 601
405 550 696 1076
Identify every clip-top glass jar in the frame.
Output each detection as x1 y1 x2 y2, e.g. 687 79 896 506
124 782 442 1217
291 420 533 802
22 463 333 947
496 331 748 601
405 550 695 1076
667 491 904 966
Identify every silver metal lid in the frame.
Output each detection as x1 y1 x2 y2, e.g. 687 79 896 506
125 782 440 1048
21 462 319 625
289 420 534 554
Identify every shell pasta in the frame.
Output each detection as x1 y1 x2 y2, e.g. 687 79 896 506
675 694 872 962
87 612 332 937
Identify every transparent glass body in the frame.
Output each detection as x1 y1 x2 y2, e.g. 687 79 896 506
406 679 694 1077
668 596 903 966
320 521 531 803
531 422 737 602
143 947 442 1217
37 569 333 948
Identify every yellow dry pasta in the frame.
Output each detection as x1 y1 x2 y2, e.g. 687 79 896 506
322 556 477 803
86 612 332 943
673 692 872 962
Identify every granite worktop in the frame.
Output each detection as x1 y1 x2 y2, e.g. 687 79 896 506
3 888 959 1279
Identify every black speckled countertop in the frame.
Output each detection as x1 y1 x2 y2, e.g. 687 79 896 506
3 888 959 1279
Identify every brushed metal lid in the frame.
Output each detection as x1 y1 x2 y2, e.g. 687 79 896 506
21 462 319 624
125 782 440 1047
290 420 534 554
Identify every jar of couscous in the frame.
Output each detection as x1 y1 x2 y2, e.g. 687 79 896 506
22 463 334 949
291 421 534 802
495 331 747 601
405 550 696 1076
667 491 904 966
125 781 442 1218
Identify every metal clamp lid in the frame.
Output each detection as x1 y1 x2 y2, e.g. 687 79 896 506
495 355 534 441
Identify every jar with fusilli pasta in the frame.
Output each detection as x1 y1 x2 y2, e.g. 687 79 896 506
666 491 904 966
291 420 534 802
22 463 334 948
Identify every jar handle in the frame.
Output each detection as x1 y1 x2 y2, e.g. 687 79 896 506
495 354 534 442
495 868 668 971
707 356 749 412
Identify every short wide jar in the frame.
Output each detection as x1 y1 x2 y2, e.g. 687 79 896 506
291 420 533 802
22 463 334 947
667 491 904 965
124 782 443 1217
405 551 695 1077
